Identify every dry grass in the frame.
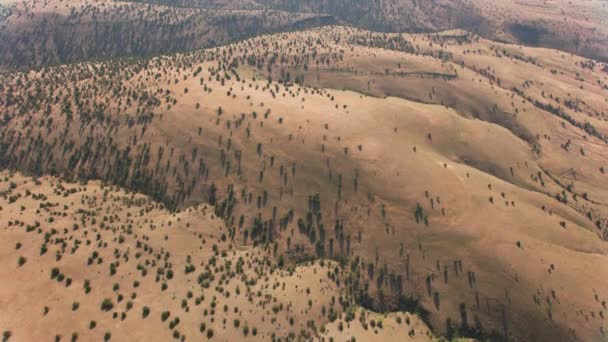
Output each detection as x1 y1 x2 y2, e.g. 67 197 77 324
0 171 437 341
0 26 607 341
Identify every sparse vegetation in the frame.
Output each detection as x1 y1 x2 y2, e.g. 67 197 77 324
0 11 606 342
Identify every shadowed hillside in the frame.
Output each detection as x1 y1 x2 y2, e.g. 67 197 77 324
1 0 606 71
0 0 337 70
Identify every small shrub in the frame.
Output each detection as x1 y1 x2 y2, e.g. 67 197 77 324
101 298 113 311
50 268 59 279
17 256 27 267
142 306 150 318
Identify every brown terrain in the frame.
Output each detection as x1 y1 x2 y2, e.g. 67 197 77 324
0 0 607 70
1 23 608 341
0 0 335 70
0 171 435 341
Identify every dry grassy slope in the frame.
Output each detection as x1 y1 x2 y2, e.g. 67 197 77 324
0 171 434 341
0 26 608 341
260 27 608 214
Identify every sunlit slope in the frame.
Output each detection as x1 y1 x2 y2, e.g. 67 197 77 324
0 171 437 341
0 26 607 341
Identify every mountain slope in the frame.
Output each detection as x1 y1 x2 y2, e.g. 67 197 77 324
1 26 608 341
0 170 435 341
1 0 606 71
0 0 335 70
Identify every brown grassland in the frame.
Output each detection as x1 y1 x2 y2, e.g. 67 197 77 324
0 24 608 341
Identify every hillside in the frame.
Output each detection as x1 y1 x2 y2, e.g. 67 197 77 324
0 0 334 70
0 171 435 341
1 26 608 341
257 0 608 62
1 0 606 70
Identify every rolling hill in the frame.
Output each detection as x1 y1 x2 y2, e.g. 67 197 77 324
1 26 608 341
0 170 436 341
